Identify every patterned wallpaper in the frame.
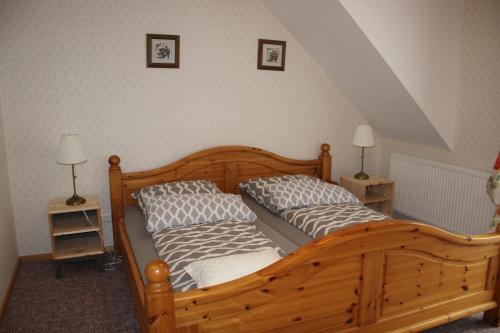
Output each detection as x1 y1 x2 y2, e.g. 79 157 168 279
377 0 500 176
0 0 372 255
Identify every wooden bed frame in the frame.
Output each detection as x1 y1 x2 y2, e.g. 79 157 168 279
108 144 500 333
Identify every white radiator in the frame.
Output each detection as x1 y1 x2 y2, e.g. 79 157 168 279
389 153 495 234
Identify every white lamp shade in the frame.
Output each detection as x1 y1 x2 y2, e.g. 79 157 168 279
352 125 375 148
57 134 87 165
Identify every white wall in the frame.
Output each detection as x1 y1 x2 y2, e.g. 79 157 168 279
340 0 464 149
0 0 372 255
378 0 500 176
264 0 450 149
0 100 17 306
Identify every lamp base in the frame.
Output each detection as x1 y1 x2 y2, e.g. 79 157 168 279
354 171 370 180
66 194 86 206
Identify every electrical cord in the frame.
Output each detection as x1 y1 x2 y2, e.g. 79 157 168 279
81 208 122 270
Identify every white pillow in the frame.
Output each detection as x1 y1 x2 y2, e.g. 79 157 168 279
184 248 282 288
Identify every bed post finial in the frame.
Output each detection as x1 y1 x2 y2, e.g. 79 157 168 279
109 155 121 167
145 260 176 333
321 143 330 154
320 143 332 182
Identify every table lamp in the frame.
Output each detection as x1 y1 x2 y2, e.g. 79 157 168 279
352 125 375 180
57 134 87 205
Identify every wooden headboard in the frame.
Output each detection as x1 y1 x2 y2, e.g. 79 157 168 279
108 144 331 250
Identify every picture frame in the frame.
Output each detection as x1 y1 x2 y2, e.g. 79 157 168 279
257 39 286 71
146 34 180 68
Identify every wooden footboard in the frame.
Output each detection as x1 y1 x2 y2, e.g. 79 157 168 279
142 221 500 333
108 145 500 332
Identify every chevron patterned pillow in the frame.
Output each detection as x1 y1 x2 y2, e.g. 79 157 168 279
239 174 318 212
136 180 221 197
142 193 257 233
264 179 361 211
133 180 222 217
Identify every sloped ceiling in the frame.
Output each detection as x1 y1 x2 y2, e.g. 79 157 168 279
264 0 464 150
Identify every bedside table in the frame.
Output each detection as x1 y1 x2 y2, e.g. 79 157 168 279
340 176 394 216
48 195 105 278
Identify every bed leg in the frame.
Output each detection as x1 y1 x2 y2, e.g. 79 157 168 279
483 261 500 326
145 260 177 333
484 309 500 327
484 224 500 327
484 270 500 328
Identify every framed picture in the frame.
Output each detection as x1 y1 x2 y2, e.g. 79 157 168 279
146 34 180 68
257 39 286 71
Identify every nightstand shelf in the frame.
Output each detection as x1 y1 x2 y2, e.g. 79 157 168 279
53 233 102 260
364 193 387 204
48 195 104 278
52 211 100 236
340 176 394 216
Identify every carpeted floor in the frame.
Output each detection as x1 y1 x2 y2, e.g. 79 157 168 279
0 258 140 333
0 257 498 333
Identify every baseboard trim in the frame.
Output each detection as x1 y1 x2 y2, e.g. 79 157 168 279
0 258 21 321
19 253 52 262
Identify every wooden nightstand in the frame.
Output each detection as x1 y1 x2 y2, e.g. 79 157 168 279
48 195 105 278
340 176 394 216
